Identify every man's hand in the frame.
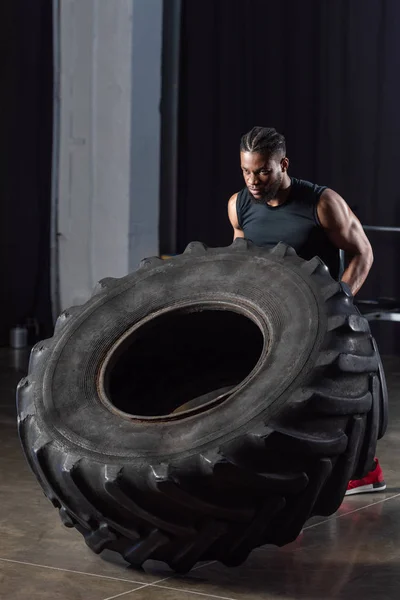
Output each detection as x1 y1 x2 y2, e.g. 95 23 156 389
318 189 373 295
228 193 245 240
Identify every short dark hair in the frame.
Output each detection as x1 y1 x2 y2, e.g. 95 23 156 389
240 126 286 157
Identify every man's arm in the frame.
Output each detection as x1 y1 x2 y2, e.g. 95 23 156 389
228 193 245 240
317 189 373 295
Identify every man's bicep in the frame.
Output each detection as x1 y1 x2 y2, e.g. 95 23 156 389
233 228 245 239
326 219 366 255
318 190 371 254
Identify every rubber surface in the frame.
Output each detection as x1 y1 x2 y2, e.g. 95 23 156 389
17 241 387 572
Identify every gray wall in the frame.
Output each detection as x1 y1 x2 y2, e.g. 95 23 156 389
57 0 162 309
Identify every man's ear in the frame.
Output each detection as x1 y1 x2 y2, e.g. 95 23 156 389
281 157 289 172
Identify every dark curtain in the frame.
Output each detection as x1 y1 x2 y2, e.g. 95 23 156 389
0 0 53 345
177 0 400 353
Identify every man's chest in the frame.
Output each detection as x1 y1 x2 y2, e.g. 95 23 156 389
241 207 316 249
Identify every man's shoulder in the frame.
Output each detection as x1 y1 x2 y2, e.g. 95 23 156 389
230 188 250 207
291 176 325 188
228 191 239 203
291 177 327 201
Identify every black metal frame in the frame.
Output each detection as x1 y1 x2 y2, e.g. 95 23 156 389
159 0 182 255
359 225 400 323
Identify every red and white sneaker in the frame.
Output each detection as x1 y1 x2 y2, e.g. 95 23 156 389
345 458 386 496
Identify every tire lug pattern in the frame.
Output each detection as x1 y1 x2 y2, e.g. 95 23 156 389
92 277 117 296
269 241 297 257
17 241 387 571
183 241 208 254
123 529 169 567
139 257 163 269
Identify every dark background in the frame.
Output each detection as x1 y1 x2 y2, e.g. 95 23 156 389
2 0 400 352
176 0 400 353
0 0 53 345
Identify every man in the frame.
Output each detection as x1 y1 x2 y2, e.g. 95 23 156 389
228 125 385 495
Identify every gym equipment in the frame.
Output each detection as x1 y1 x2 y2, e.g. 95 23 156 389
357 225 400 323
17 241 387 572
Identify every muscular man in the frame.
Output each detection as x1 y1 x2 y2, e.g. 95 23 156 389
228 126 386 495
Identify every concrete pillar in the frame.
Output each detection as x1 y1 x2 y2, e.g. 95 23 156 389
57 0 162 310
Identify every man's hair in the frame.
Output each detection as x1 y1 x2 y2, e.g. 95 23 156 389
240 126 286 157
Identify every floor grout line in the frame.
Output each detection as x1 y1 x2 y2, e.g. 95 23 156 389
0 557 145 584
140 492 400 598
141 560 218 588
251 491 400 554
108 559 222 597
302 491 400 531
0 554 218 592
102 585 151 600
150 583 236 600
3 492 400 597
191 561 217 571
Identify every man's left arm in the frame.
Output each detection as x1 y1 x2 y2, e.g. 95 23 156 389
317 189 373 295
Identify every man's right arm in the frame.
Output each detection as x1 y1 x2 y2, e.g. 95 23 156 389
228 193 245 240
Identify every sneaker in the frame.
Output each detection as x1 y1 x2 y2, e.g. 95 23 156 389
345 458 386 496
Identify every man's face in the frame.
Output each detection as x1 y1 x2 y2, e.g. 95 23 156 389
240 151 284 203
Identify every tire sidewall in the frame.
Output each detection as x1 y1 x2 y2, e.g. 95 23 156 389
34 250 329 462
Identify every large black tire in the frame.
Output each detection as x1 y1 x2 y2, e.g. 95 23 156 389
17 241 388 572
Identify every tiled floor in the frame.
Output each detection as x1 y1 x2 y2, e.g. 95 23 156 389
1 348 400 600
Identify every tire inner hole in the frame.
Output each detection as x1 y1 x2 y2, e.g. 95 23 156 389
104 308 265 417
